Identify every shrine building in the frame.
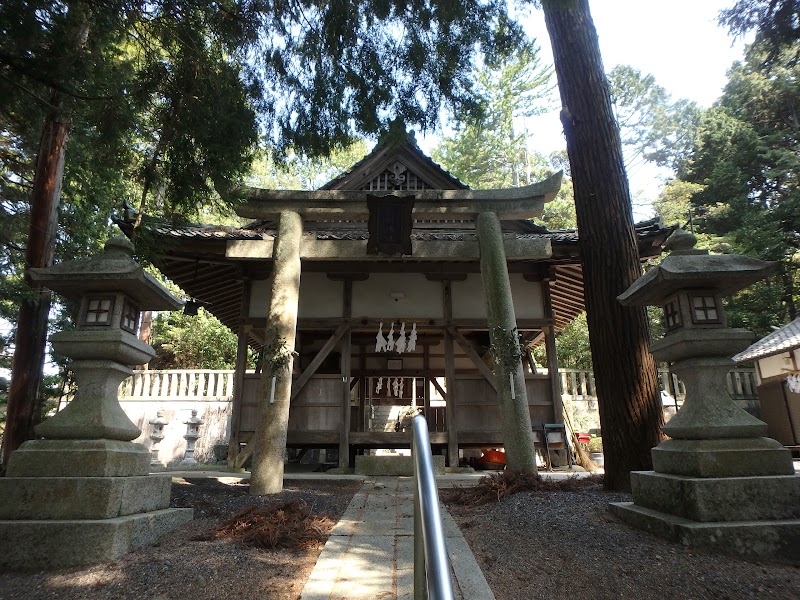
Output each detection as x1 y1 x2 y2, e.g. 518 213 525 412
146 133 670 469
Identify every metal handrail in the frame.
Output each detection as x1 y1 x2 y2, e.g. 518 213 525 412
411 414 455 600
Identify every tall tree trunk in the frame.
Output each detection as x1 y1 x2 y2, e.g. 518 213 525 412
1 107 69 468
1 3 90 469
541 0 663 491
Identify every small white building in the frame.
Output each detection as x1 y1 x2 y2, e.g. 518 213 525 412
734 317 800 449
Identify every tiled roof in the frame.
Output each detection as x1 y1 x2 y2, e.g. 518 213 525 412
733 317 800 363
149 218 667 246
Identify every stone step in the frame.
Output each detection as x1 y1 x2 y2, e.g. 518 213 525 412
0 508 193 569
0 475 172 520
609 501 800 563
630 471 800 523
355 454 446 476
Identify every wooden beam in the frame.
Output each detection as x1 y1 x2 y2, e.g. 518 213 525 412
447 326 497 392
430 377 447 398
423 343 431 417
227 279 252 469
243 316 555 330
349 431 449 446
543 273 565 427
443 280 459 467
425 273 468 282
339 280 352 468
233 431 257 469
358 344 367 433
291 321 350 401
227 237 551 262
301 261 546 275
550 295 586 312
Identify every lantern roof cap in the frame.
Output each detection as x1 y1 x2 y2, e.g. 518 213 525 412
618 227 775 306
28 236 182 310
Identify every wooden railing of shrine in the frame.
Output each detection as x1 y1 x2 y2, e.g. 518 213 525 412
118 369 237 401
117 367 759 404
553 367 758 402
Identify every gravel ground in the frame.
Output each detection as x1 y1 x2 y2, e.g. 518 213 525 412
0 477 362 600
444 480 800 600
0 476 797 600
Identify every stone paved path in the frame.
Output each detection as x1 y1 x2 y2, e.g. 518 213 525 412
299 477 494 600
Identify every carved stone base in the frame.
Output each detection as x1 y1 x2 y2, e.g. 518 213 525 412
651 437 794 478
610 501 800 563
0 509 193 569
6 439 150 478
0 439 192 569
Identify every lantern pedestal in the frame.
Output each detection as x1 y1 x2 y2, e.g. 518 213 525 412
0 237 192 569
611 229 800 562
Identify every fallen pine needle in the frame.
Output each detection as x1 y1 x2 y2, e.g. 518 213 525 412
200 499 335 550
443 471 603 506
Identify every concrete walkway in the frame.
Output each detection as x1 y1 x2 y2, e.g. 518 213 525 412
299 477 494 600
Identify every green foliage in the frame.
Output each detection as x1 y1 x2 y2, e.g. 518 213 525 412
608 65 703 172
489 325 522 373
720 1 800 66
725 281 787 338
255 0 528 157
2 1 529 391
150 308 251 370
260 332 299 378
653 179 705 229
432 42 556 189
533 313 592 370
248 140 371 191
540 170 577 229
678 43 800 328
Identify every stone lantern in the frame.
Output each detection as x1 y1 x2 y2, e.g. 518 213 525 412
181 409 203 465
0 236 193 569
149 409 169 466
611 229 800 561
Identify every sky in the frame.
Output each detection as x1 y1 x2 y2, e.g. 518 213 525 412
420 0 751 218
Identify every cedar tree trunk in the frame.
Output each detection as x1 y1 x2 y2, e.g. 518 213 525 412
1 4 90 468
541 0 663 491
2 107 69 467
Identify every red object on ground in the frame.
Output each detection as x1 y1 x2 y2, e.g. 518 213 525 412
480 449 507 465
577 433 591 444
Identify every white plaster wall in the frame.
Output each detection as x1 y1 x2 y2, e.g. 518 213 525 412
758 352 795 380
249 279 270 318
119 400 231 466
299 273 343 318
510 274 544 319
249 274 344 318
352 273 444 319
451 275 485 319
451 273 544 319
250 271 543 320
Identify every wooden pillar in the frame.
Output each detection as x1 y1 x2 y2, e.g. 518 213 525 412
423 343 431 424
442 280 459 467
227 279 252 468
339 281 353 468
476 211 537 473
250 211 302 495
541 279 565 424
358 344 366 434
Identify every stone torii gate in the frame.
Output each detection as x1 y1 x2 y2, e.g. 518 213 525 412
223 174 563 493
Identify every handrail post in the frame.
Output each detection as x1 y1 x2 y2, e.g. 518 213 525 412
412 414 454 600
413 443 427 600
